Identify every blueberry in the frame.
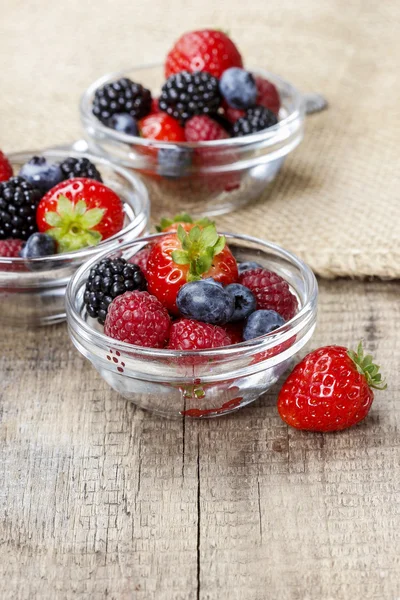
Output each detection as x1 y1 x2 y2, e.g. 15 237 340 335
219 68 258 110
20 232 56 259
177 279 234 325
107 113 138 135
225 283 256 321
243 310 285 341
158 147 192 179
19 156 63 194
238 261 263 275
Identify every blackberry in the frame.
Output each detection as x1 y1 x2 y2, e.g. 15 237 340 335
159 71 221 124
0 177 42 240
232 106 278 137
92 78 152 124
60 157 103 182
84 257 147 324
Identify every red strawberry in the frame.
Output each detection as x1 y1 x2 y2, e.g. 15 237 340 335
139 113 186 142
129 246 152 275
0 151 13 182
224 76 281 122
104 291 171 348
165 29 243 79
168 318 232 350
0 238 24 257
146 223 238 314
278 343 386 432
156 213 213 233
185 116 229 142
239 268 297 321
36 178 124 253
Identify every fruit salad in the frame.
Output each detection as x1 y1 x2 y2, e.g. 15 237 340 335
0 151 125 260
82 214 298 351
91 29 281 151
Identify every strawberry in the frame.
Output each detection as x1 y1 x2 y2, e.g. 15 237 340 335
185 116 229 142
165 29 243 79
36 178 124 253
146 222 238 314
224 76 281 122
0 151 13 182
239 268 298 321
155 213 213 232
168 318 232 350
0 238 24 257
104 291 171 348
139 113 186 142
277 343 386 432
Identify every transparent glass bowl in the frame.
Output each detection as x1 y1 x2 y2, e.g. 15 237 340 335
80 63 305 217
66 233 318 419
0 149 149 327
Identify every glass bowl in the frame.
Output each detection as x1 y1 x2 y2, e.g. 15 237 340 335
0 149 149 327
80 63 305 218
66 233 318 419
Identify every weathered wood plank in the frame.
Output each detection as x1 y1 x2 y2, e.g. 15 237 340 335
1 279 399 600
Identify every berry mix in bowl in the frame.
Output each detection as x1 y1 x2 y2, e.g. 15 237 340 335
80 29 304 216
0 149 149 326
66 214 318 418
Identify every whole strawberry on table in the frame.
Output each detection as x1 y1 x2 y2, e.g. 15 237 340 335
90 29 281 178
0 151 125 261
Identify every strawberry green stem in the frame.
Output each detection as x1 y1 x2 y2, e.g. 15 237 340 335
347 341 387 390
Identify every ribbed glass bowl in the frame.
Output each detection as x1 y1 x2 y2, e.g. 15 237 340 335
80 63 305 218
66 233 318 419
0 149 149 327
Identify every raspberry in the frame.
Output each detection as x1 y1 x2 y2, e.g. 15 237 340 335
104 291 171 348
168 318 232 350
239 268 298 320
0 238 24 257
0 151 13 183
255 76 280 115
185 116 229 142
129 246 152 275
221 322 244 345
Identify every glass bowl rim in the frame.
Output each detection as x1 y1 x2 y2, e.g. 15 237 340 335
1 148 150 265
66 231 318 358
80 61 304 149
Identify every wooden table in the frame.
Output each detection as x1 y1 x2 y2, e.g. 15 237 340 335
1 278 399 599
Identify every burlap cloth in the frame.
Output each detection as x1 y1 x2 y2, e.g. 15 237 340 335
2 0 399 279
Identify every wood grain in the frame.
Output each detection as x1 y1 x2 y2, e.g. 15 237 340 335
1 279 399 600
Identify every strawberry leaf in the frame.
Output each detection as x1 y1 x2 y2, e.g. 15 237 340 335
347 342 387 390
200 224 219 249
80 207 105 229
56 195 75 219
45 211 63 227
213 235 226 256
171 250 190 265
